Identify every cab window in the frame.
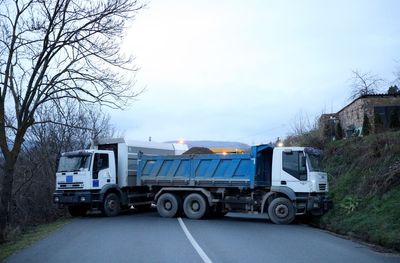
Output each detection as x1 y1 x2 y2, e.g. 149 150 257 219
93 153 109 179
282 151 307 181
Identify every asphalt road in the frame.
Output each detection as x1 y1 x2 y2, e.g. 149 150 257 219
5 210 400 263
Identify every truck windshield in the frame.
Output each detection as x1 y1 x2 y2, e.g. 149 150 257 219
58 154 92 172
307 153 325 172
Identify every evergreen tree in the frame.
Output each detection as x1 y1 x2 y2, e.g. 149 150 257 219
373 112 384 133
335 122 344 140
362 114 371 136
322 123 332 138
389 108 400 129
388 85 400 95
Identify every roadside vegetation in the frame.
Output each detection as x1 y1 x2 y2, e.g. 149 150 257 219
286 122 400 251
0 103 116 243
0 219 70 261
319 131 400 251
284 68 400 250
0 0 143 242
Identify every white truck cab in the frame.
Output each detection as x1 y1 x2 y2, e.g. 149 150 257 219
56 150 116 191
272 147 328 193
269 147 330 216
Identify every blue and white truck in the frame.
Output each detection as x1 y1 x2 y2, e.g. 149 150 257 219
54 140 331 224
138 144 330 224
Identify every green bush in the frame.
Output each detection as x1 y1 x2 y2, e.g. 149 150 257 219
373 112 384 133
339 196 360 214
362 114 371 136
389 109 400 129
335 122 344 140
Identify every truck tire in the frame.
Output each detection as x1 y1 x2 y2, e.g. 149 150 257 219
68 205 88 217
102 193 121 217
157 193 181 218
183 193 208 220
268 197 295 224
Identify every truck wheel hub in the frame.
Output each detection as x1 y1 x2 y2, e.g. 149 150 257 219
275 204 288 218
108 200 115 210
191 201 200 211
165 201 172 210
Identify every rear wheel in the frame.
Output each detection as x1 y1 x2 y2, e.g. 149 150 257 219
183 193 208 220
102 193 121 217
157 193 181 218
68 205 89 217
268 197 295 224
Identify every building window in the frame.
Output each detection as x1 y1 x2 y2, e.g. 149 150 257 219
374 106 400 128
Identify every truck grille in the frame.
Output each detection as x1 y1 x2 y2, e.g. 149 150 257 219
58 182 84 189
319 184 327 191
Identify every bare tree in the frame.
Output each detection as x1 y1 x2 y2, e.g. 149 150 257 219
0 0 143 239
1 102 116 238
290 110 315 136
349 70 383 100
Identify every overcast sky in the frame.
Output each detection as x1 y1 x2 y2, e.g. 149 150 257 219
109 0 400 145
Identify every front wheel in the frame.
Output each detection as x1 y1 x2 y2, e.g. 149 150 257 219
102 193 121 217
268 197 295 224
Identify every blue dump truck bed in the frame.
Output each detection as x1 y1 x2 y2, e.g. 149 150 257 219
137 145 273 189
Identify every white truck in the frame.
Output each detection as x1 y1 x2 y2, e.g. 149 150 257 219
53 138 188 216
53 139 331 224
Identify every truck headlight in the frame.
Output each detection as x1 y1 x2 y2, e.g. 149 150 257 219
80 196 86 202
54 197 60 203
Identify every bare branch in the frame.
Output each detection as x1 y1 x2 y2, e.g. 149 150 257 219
349 70 383 100
0 0 144 236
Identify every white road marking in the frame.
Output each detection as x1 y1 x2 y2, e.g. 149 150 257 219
177 217 213 263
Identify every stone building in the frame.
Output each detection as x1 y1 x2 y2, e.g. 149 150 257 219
320 94 400 137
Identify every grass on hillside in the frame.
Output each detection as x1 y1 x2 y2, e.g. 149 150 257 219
318 131 400 251
0 219 70 261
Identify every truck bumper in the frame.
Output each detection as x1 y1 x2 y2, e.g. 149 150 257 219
307 195 333 215
53 191 98 205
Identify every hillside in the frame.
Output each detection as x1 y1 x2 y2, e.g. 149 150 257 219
317 131 400 251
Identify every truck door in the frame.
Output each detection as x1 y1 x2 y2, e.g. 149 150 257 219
281 151 309 192
92 153 114 189
98 144 118 183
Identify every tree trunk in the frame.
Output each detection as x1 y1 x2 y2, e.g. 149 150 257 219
0 155 17 241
